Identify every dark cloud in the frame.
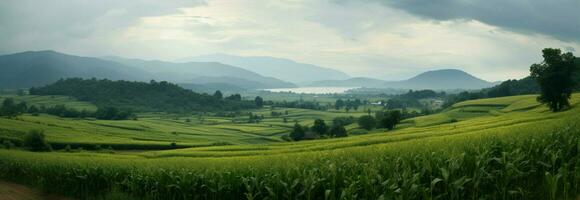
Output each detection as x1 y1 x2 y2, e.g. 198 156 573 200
368 0 580 42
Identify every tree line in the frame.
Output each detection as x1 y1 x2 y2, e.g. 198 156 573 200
288 116 355 141
357 110 402 131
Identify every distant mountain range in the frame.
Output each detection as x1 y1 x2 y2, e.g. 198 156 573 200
309 69 496 90
0 50 294 90
102 56 295 89
0 50 501 91
0 50 150 88
180 54 351 84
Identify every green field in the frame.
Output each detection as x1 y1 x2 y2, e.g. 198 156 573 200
0 94 579 199
0 95 98 111
0 96 367 149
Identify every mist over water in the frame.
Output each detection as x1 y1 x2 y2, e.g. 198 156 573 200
263 87 358 94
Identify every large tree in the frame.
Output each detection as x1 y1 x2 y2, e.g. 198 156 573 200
357 115 376 131
311 119 328 136
530 48 577 112
254 96 264 108
289 123 305 141
0 98 19 117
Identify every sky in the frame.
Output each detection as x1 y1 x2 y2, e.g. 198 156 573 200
1 0 579 81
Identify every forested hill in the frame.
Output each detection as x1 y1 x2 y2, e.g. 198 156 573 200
29 78 256 112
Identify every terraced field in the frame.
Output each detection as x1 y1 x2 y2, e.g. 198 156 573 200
0 95 97 111
0 96 365 149
0 94 579 199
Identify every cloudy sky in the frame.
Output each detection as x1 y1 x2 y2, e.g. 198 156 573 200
1 0 579 81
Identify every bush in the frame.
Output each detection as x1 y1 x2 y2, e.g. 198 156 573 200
332 116 355 126
22 130 51 152
329 125 348 137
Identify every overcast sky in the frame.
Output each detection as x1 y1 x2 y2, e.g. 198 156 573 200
1 0 579 81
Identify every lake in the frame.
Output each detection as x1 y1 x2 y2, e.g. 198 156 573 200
263 87 358 94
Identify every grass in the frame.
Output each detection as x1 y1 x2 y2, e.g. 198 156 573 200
0 95 98 111
0 94 579 199
0 96 366 149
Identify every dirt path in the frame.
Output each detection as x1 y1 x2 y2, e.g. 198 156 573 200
0 180 69 200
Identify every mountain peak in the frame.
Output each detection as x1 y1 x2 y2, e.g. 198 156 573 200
410 69 486 82
399 68 492 89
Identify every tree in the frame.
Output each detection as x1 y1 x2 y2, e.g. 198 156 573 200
16 102 28 114
312 119 328 136
353 99 361 111
329 125 347 137
357 115 376 131
377 110 401 130
289 123 305 141
23 129 51 152
255 96 264 108
0 98 18 117
530 48 577 112
335 99 344 110
226 94 242 101
389 110 402 125
27 105 40 114
332 116 355 126
213 90 223 99
345 99 353 112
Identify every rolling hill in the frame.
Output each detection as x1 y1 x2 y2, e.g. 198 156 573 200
0 50 150 88
0 51 295 90
1 93 579 199
104 56 296 89
181 53 351 83
309 69 495 90
384 69 495 89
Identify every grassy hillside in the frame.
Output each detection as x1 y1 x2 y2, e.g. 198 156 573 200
0 96 363 149
0 94 579 199
0 95 98 111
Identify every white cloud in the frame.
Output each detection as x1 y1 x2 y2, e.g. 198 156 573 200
1 0 579 81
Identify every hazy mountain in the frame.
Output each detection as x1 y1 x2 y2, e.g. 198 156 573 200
180 54 350 83
104 56 296 89
308 69 495 90
385 69 495 89
0 50 150 88
0 50 295 90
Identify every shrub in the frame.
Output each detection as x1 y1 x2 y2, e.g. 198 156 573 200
22 130 51 152
329 125 348 137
